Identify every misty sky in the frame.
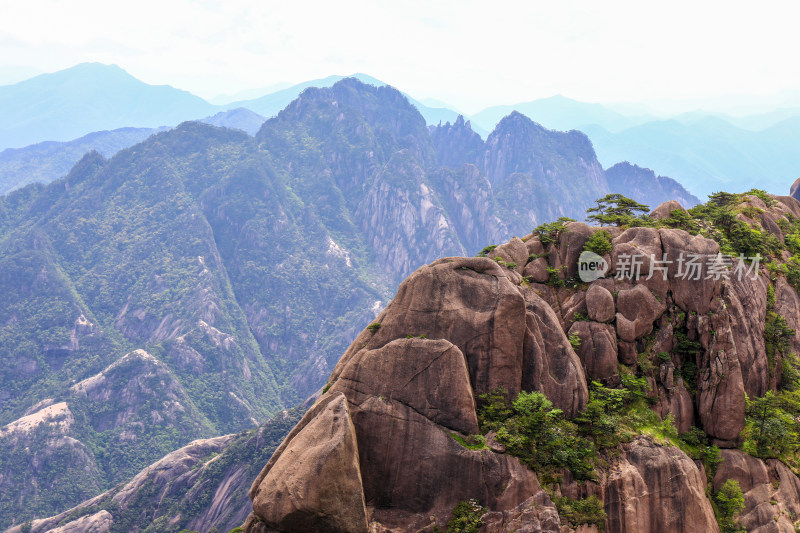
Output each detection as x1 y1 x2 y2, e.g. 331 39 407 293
1 0 798 113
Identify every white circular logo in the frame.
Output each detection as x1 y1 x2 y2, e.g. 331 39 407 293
578 251 609 282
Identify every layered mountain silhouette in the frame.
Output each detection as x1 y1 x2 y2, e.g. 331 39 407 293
6 63 800 201
0 78 693 528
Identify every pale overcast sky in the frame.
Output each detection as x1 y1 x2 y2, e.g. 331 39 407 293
1 0 799 113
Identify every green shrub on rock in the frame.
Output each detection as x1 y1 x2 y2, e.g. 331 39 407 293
447 499 485 533
582 230 613 256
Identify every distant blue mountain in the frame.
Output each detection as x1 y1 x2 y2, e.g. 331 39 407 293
470 95 653 134
470 96 800 198
199 107 265 135
583 116 800 198
0 65 468 151
230 73 471 134
0 63 218 149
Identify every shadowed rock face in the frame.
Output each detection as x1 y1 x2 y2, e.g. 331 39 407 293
242 195 800 533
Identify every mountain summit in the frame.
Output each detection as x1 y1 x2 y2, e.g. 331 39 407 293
0 63 217 149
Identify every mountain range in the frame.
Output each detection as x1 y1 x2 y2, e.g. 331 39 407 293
3 63 800 201
0 77 695 530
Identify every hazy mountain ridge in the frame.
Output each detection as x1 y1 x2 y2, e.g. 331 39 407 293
3 63 800 201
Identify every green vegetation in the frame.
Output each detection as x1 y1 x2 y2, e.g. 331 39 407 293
476 244 498 257
586 194 649 227
446 499 485 533
554 494 606 531
367 322 381 332
492 256 517 269
741 391 798 462
660 208 701 234
534 217 574 245
714 479 746 533
687 191 782 257
582 230 613 256
478 389 596 480
449 432 488 451
568 332 582 349
676 426 723 482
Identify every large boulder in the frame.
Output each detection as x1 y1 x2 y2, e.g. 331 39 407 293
713 449 800 532
247 393 369 533
523 236 550 283
352 396 542 529
328 337 479 435
650 200 685 220
585 283 615 323
615 284 666 342
568 321 618 384
493 236 529 274
659 229 722 315
605 438 720 533
548 222 594 280
522 290 588 416
330 256 527 399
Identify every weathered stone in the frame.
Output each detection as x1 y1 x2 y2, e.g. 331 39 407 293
328 337 479 434
617 341 638 366
713 449 800 533
249 393 368 533
653 379 695 434
615 284 666 342
585 283 615 323
726 263 769 398
481 493 563 533
659 229 722 314
605 438 719 533
693 308 747 442
650 200 685 220
612 227 668 299
353 396 541 529
493 236 529 274
549 222 595 279
522 290 588 416
48 511 114 533
568 321 618 383
329 257 527 399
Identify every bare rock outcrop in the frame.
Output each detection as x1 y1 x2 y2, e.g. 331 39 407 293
568 320 618 384
247 392 368 533
522 290 589 415
615 284 666 342
605 438 720 533
329 337 479 434
330 256 528 399
714 449 800 532
650 199 686 220
585 283 615 323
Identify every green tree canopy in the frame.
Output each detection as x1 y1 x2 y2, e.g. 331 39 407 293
586 194 650 226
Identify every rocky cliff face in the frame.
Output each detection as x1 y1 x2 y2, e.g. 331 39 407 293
241 193 800 533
